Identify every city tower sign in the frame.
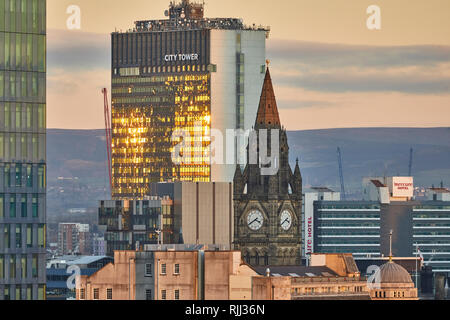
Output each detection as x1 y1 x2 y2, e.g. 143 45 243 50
164 53 200 62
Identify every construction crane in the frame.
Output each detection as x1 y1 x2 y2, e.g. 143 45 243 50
408 147 413 177
102 88 112 197
337 147 346 200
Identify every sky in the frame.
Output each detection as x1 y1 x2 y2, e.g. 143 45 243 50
47 0 450 130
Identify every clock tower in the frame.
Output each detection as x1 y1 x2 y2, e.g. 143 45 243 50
233 67 302 266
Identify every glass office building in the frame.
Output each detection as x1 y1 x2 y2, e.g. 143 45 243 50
111 0 268 199
0 0 46 300
98 199 169 256
311 201 450 274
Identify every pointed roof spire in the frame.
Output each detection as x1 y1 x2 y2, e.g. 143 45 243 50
389 229 393 263
255 66 281 129
294 157 301 177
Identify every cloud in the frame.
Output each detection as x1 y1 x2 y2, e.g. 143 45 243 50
47 29 110 71
267 39 450 94
267 40 450 68
275 69 450 94
276 99 335 110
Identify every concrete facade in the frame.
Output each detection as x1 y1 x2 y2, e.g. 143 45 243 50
150 182 234 247
252 254 370 300
77 248 257 300
209 29 267 182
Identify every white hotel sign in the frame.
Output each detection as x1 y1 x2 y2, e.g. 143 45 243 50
391 177 414 198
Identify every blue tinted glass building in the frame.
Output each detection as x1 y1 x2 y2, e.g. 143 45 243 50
0 0 46 300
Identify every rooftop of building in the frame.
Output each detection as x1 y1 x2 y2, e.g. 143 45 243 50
371 179 386 188
309 187 336 193
115 0 270 34
47 255 112 268
375 260 414 284
253 266 340 278
428 187 450 193
141 244 232 252
66 256 112 266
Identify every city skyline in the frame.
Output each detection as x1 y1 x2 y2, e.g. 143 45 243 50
46 0 450 130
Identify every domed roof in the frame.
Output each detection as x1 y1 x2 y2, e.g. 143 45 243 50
376 261 413 284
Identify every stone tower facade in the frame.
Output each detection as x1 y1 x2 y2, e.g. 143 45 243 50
233 68 302 266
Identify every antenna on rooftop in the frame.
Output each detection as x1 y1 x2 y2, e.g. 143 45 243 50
389 229 393 262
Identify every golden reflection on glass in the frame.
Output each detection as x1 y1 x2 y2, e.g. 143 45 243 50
111 72 211 199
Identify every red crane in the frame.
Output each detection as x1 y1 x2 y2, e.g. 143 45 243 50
102 88 112 196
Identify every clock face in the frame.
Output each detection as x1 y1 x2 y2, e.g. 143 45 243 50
280 210 292 231
247 210 264 231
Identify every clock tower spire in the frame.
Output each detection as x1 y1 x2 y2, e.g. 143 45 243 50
233 67 303 266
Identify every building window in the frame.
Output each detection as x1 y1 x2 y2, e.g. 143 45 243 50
93 288 99 300
175 289 180 300
174 264 180 275
21 257 27 279
4 165 11 187
145 289 152 300
107 288 113 300
38 285 45 301
15 165 22 187
145 263 152 277
26 224 32 248
32 255 38 278
4 286 10 300
79 288 85 300
0 255 4 279
21 195 27 217
161 290 166 300
32 195 38 217
161 263 166 275
10 256 16 279
15 225 22 248
0 194 3 218
27 286 32 300
10 195 16 218
37 224 45 248
4 225 10 249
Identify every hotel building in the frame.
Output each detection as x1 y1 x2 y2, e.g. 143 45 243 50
306 181 450 275
110 0 269 199
0 0 47 300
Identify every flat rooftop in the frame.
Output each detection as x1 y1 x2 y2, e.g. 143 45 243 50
115 0 269 33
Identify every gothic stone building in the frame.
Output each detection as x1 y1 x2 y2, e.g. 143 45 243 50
233 68 302 266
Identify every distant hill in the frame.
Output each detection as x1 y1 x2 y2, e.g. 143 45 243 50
47 128 450 216
287 128 450 193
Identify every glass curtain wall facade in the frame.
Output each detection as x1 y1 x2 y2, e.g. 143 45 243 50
313 200 450 273
313 201 382 257
111 30 211 199
0 0 46 300
98 199 163 256
413 202 450 273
